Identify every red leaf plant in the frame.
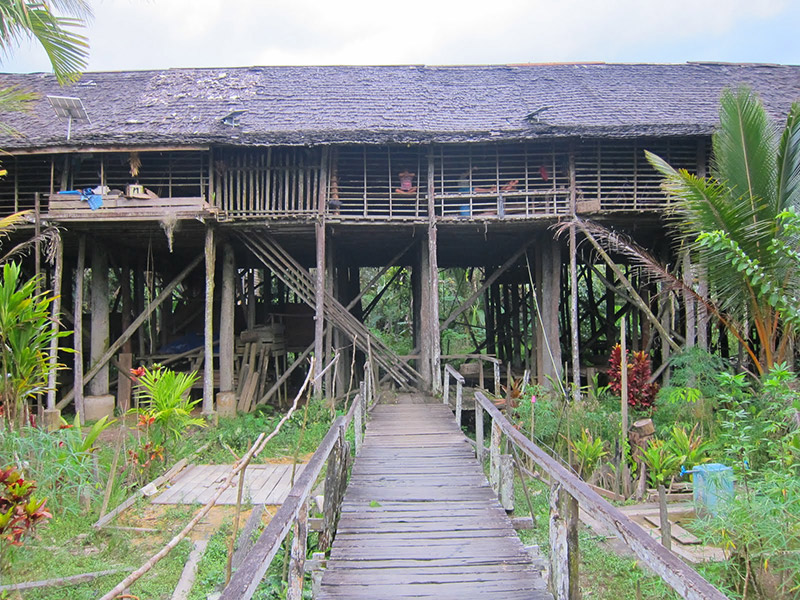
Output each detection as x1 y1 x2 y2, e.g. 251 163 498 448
608 344 659 411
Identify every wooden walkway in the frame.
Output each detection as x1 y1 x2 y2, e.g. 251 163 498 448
318 396 551 599
152 463 305 505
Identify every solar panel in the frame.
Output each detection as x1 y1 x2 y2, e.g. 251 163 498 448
47 96 90 123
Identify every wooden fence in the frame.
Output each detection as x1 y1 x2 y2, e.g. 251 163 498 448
464 388 728 600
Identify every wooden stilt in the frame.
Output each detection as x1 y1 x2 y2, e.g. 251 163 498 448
220 243 235 393
90 243 110 396
314 219 326 397
569 224 580 402
73 236 85 423
203 227 216 415
58 254 204 410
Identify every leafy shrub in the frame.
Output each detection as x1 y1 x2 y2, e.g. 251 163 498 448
568 428 608 479
0 466 51 577
131 364 204 443
654 348 728 436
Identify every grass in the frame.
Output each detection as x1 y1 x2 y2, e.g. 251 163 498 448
509 454 681 600
0 392 338 598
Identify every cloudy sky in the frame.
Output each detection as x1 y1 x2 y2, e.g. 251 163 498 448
3 0 799 73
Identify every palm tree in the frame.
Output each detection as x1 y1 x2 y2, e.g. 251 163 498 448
646 87 800 373
0 0 92 84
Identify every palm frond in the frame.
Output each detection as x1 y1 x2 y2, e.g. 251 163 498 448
712 87 778 218
556 218 760 367
776 102 800 211
0 0 89 84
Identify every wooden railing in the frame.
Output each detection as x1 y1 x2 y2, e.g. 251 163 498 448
220 381 373 600
469 389 728 600
440 353 501 396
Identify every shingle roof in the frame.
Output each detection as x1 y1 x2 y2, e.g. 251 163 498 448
1 62 799 150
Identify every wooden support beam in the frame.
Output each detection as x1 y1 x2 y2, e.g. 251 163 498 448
220 243 235 393
203 227 216 415
441 238 536 330
89 243 110 396
57 253 204 410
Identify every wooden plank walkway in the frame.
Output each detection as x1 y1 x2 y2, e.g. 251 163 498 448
318 397 552 599
152 463 305 505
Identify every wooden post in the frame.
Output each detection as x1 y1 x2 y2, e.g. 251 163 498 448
117 353 133 414
658 484 672 551
493 360 501 397
89 243 110 396
455 378 463 427
549 483 580 600
428 149 442 393
220 243 236 393
319 423 344 551
354 392 363 455
500 454 514 511
475 402 484 463
286 501 308 600
443 368 450 406
621 316 631 497
45 235 63 412
490 419 502 492
314 219 326 397
569 224 581 403
73 236 85 422
203 226 216 416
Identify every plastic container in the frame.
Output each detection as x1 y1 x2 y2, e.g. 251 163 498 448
692 463 734 516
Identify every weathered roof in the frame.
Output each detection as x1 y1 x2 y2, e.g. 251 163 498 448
1 62 799 151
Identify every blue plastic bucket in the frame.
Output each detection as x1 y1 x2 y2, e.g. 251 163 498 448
692 463 734 516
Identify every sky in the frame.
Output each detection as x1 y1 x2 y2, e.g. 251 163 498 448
2 0 800 74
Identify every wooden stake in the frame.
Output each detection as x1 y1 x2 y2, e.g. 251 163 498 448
658 484 672 551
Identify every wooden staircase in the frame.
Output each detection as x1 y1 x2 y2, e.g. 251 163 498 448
239 232 422 388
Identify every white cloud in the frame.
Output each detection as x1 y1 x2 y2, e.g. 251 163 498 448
1 0 795 73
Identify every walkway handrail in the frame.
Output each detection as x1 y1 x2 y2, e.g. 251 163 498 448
221 392 364 600
443 364 465 425
441 353 501 396
473 390 728 600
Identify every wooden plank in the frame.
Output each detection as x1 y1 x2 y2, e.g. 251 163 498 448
318 402 550 600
